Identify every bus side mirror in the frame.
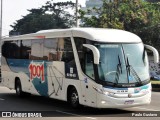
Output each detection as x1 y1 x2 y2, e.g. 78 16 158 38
83 44 100 64
145 44 159 63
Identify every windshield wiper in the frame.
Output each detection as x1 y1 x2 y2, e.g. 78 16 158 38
126 57 130 75
126 57 142 85
115 55 123 84
118 55 122 74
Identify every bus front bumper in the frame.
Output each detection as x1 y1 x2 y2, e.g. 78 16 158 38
96 91 151 108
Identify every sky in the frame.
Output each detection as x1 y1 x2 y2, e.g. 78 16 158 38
1 0 86 36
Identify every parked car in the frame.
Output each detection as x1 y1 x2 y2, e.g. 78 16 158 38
150 71 160 80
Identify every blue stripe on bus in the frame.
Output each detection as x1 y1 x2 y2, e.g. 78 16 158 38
7 59 48 96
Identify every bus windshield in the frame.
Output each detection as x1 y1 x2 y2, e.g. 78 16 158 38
96 43 149 85
74 38 150 87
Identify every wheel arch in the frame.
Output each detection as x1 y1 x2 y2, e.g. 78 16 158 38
67 85 76 101
67 85 80 108
67 85 81 102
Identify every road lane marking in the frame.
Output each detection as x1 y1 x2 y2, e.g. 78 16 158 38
55 110 97 120
133 107 160 111
0 98 5 100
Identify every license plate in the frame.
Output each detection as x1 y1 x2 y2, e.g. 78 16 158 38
124 100 134 104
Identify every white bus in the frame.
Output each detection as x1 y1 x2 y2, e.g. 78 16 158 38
1 28 159 108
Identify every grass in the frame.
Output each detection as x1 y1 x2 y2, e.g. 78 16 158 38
151 80 160 85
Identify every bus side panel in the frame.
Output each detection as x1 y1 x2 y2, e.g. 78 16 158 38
1 55 15 89
1 56 39 95
47 61 65 100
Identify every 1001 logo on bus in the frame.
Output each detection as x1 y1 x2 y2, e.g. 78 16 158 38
29 62 45 82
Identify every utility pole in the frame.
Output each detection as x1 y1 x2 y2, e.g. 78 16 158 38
0 0 2 51
75 0 79 27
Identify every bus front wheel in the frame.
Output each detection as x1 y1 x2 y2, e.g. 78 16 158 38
69 87 79 108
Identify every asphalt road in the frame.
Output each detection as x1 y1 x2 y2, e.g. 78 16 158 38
0 86 159 120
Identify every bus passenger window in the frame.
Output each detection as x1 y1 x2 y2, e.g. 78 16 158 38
57 38 65 61
60 38 74 63
30 39 44 60
59 37 78 79
44 38 58 61
20 40 31 59
2 41 21 59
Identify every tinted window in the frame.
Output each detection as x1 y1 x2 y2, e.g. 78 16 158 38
74 37 85 70
44 37 78 79
60 38 74 63
2 41 20 59
21 40 31 59
74 37 95 80
57 37 78 79
44 37 75 63
85 49 95 79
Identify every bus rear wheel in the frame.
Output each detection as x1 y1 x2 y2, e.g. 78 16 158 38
69 87 79 108
15 79 25 97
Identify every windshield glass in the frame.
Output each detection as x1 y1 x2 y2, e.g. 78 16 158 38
95 43 149 84
123 44 149 82
74 37 149 86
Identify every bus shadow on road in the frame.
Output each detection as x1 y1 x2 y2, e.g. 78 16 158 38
0 92 134 117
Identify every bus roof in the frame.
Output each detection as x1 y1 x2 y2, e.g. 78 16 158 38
2 28 142 43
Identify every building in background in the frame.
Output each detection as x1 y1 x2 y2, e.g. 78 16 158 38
81 0 104 25
81 0 103 17
81 0 115 21
85 0 103 8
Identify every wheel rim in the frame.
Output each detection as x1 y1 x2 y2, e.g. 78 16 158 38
71 92 78 104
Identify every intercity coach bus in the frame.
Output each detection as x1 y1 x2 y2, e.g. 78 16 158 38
1 28 159 108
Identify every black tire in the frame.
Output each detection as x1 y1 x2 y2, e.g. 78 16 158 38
15 79 25 97
69 87 79 108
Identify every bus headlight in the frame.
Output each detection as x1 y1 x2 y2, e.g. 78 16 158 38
103 91 109 95
93 86 108 95
101 100 107 104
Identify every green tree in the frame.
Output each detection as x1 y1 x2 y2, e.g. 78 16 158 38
118 0 160 50
10 0 76 35
43 1 76 28
80 0 160 51
146 0 160 2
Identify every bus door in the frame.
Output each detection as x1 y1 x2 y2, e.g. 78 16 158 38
81 50 97 107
